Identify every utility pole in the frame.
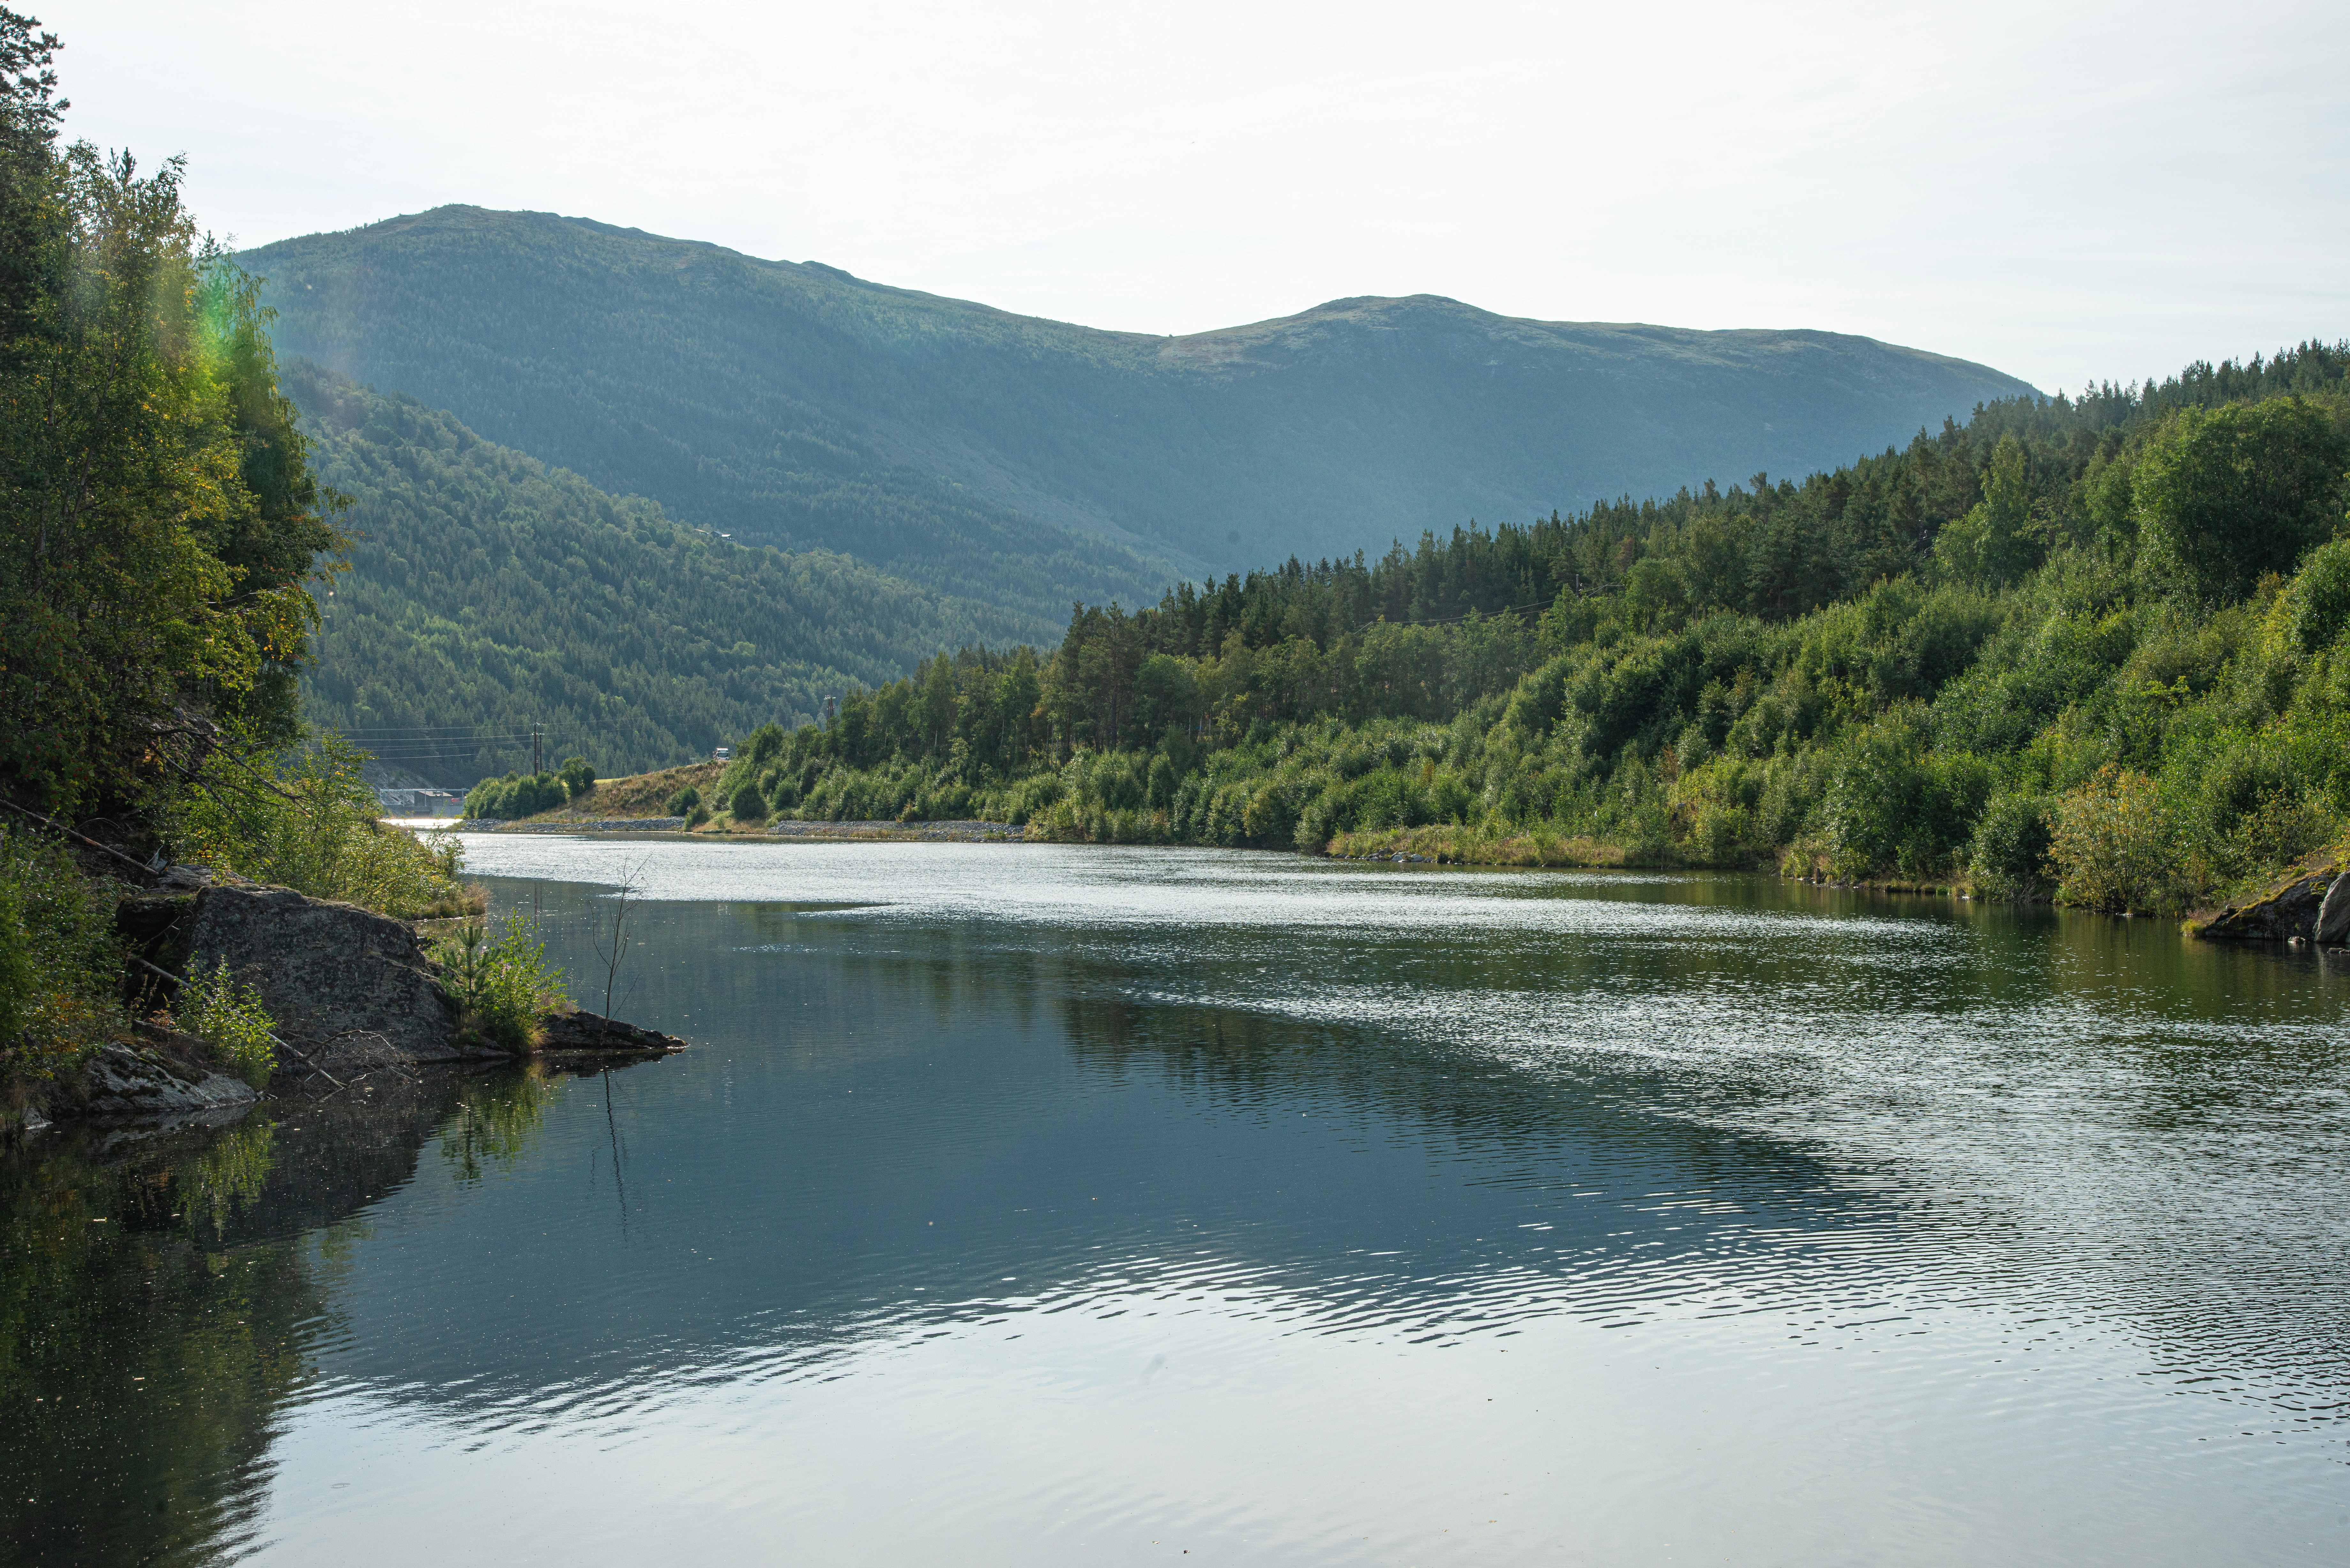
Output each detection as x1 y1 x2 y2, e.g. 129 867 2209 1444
532 721 541 774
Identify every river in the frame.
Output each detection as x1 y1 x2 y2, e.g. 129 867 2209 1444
4 840 2346 1565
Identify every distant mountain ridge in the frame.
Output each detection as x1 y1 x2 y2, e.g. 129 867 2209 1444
243 206 2037 618
286 363 1045 785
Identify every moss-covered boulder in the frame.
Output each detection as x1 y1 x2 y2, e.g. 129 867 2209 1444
2193 855 2350 945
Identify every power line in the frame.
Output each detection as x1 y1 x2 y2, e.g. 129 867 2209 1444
329 725 541 738
1353 596 1557 633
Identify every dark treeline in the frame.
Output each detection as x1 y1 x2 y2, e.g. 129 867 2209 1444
1101 342 2350 662
711 342 2350 914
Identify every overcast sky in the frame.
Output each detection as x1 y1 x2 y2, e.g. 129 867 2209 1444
41 0 2350 393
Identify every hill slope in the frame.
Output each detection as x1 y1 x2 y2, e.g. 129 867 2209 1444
243 206 2036 618
287 362 1048 786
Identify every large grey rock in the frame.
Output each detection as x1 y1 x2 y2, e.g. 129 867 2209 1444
2317 872 2350 947
183 883 475 1072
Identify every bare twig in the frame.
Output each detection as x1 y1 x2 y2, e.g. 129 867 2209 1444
588 857 647 1051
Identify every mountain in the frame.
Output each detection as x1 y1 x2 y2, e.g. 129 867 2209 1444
242 207 2037 620
285 362 1047 786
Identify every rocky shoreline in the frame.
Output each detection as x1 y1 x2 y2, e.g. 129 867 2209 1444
20 870 686 1129
2190 856 2350 949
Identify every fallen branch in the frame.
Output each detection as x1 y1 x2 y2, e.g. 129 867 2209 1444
0 795 159 883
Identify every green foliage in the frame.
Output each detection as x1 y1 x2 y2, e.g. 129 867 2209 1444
0 32 338 823
285 364 1050 784
1969 792 2054 898
664 784 701 815
463 771 568 821
558 756 595 798
0 826 125 1078
2285 537 2350 654
1821 719 1992 878
181 736 473 917
2050 770 2185 913
728 781 767 823
2134 398 2350 603
430 912 565 1054
1932 435 2040 588
176 957 276 1088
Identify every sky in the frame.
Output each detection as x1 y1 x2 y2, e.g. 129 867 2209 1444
40 0 2350 394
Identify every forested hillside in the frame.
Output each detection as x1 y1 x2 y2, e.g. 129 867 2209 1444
704 345 2350 914
241 206 2033 620
287 363 1047 785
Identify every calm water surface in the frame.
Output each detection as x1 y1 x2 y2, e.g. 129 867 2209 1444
5 841 2348 1565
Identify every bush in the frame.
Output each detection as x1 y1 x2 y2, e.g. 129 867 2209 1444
730 781 767 822
2050 769 2182 912
462 770 568 820
0 828 126 1079
2286 537 2350 655
431 912 566 1054
1821 724 1990 878
1687 799 1754 865
1968 792 2053 897
664 784 701 816
183 738 476 918
559 756 596 798
177 957 277 1088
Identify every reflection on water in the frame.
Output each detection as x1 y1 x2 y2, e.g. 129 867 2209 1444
3 843 2346 1566
0 1072 560 1567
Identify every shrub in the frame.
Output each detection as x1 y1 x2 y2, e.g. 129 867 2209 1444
1821 725 1990 878
183 738 476 918
664 784 701 815
2286 536 2350 655
462 770 568 820
2050 769 2183 912
1969 792 2053 897
1688 799 1754 865
730 781 767 822
559 756 596 799
431 912 566 1054
177 957 277 1088
0 828 126 1079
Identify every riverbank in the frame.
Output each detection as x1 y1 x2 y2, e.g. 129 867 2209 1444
1323 823 1631 867
6 856 687 1134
